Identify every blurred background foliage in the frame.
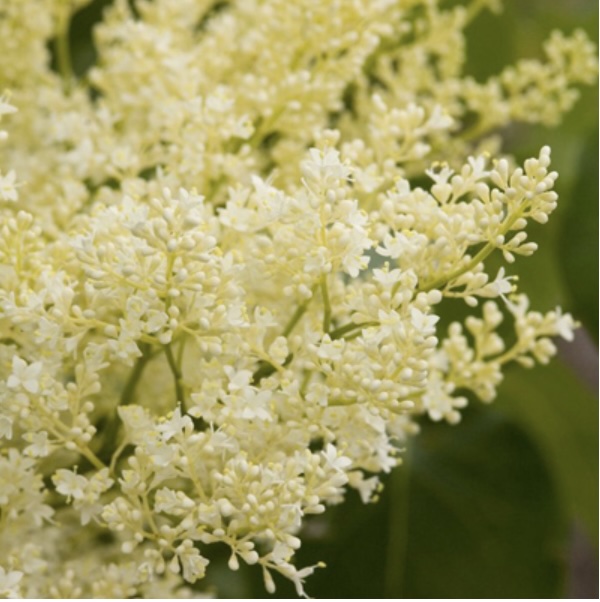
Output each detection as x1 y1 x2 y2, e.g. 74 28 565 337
64 0 598 597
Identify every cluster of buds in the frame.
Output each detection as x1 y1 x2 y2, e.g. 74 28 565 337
0 0 595 598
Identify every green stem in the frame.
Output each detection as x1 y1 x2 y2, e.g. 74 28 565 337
282 299 310 337
55 12 74 91
419 209 524 293
98 343 152 465
489 340 524 366
419 243 495 293
344 329 366 342
120 343 152 406
330 320 378 340
251 294 314 385
109 436 129 475
251 353 292 385
78 446 106 471
321 275 332 333
459 119 492 143
164 342 184 404
299 370 312 396
176 335 188 372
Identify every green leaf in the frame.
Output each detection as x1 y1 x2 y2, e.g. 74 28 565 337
497 358 599 544
399 409 567 598
265 408 568 599
557 133 599 338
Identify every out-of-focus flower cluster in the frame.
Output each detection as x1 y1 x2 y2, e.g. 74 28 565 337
0 0 596 597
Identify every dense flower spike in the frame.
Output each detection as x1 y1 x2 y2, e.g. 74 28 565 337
0 0 595 597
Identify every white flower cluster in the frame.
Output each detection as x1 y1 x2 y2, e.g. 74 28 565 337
0 0 595 597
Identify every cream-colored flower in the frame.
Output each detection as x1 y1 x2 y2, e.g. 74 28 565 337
0 0 595 597
7 356 43 394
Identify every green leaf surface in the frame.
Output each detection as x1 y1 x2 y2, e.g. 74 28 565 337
498 358 599 543
259 408 567 598
400 409 567 598
557 133 599 338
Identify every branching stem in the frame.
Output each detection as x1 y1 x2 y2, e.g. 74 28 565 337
419 207 524 293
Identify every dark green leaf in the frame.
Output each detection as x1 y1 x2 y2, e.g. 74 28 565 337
498 358 599 543
259 408 568 598
557 133 599 338
400 409 567 598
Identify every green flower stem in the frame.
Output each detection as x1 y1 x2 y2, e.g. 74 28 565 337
97 344 152 465
120 343 153 406
176 334 188 372
321 275 332 333
248 107 285 149
334 199 527 343
109 436 129 475
252 352 293 385
459 119 491 143
55 11 74 91
79 445 106 471
299 369 312 395
419 240 497 293
283 298 311 337
419 208 524 293
490 339 527 366
164 342 185 404
330 320 378 340
30 393 107 470
252 294 314 384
